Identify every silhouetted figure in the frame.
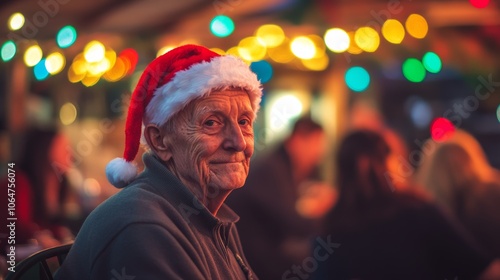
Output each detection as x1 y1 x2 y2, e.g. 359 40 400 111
313 130 500 280
415 129 500 258
227 117 333 280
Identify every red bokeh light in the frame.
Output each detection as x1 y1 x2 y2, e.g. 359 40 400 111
469 0 489 8
119 48 139 75
430 117 455 142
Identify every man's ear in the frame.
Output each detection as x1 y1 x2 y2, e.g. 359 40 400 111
144 124 173 162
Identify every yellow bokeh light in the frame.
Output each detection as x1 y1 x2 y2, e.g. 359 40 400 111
406 14 428 39
68 66 85 83
255 24 285 48
354 27 380 53
324 28 350 53
103 57 127 82
302 53 329 71
45 52 66 75
8 13 25 31
382 19 405 44
209 48 226 55
238 37 267 61
157 46 175 57
105 50 117 68
87 59 110 76
268 39 294 63
347 32 363 54
24 45 43 67
82 74 100 87
84 40 105 63
60 102 77 125
290 36 316 59
307 34 326 58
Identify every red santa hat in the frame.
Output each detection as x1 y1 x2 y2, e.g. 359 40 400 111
106 44 263 188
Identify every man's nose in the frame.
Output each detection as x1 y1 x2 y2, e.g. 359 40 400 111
222 122 246 151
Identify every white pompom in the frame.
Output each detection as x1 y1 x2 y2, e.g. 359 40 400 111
105 158 138 188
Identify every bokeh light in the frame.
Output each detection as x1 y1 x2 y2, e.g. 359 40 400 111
354 27 380 52
34 59 49 81
1 41 16 62
345 66 370 92
406 14 428 39
256 24 285 48
290 36 316 59
60 102 78 125
469 0 490 8
267 39 294 63
430 117 455 142
408 98 433 128
250 60 273 83
157 46 175 57
119 48 139 74
84 41 105 63
347 32 363 54
24 45 43 67
8 13 25 31
402 58 426 82
238 37 267 61
302 53 329 71
210 15 235 37
324 28 350 53
56 25 77 48
103 57 127 82
422 52 442 73
209 48 226 55
81 74 100 87
269 94 303 131
497 104 500 123
382 19 405 44
45 52 66 75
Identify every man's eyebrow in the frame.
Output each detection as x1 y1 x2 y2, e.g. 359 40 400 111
241 109 256 120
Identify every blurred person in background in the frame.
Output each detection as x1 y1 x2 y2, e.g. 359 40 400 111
313 129 500 280
227 116 335 280
415 129 500 258
0 127 76 258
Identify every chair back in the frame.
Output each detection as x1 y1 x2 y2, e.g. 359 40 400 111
5 243 72 280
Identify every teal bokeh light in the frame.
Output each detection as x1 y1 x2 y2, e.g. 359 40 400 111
34 59 49 81
403 58 426 83
345 66 370 92
210 15 235 37
496 104 500 123
56 25 77 48
1 40 16 62
422 52 442 73
250 60 273 83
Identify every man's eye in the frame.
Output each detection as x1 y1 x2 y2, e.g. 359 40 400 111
204 120 217 127
239 119 249 126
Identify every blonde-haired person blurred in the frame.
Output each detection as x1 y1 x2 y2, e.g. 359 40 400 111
415 129 500 259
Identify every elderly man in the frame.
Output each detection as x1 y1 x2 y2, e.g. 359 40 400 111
55 45 262 279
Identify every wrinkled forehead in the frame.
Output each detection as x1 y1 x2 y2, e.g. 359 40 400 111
192 89 255 116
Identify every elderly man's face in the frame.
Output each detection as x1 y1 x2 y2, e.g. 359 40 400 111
165 89 255 193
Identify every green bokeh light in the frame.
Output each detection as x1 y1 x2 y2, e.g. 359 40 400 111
422 52 442 73
345 66 370 92
210 15 234 37
1 40 16 62
56 25 77 48
34 59 49 81
403 58 426 83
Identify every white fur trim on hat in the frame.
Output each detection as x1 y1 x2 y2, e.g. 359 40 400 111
105 158 138 189
144 55 262 126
